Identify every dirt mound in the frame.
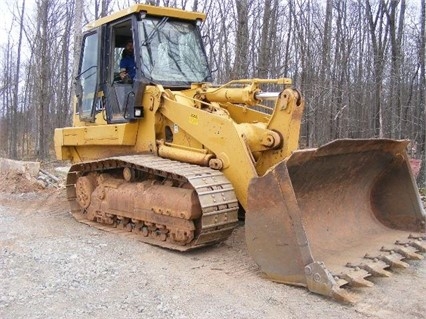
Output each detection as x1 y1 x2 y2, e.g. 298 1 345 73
0 158 67 194
0 171 46 193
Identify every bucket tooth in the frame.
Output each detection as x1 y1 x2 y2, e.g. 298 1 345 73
409 234 426 241
330 288 358 304
410 241 426 253
395 247 423 260
339 266 374 287
381 246 423 260
332 276 349 288
362 255 392 276
376 252 409 268
342 275 374 288
304 262 356 303
396 239 426 253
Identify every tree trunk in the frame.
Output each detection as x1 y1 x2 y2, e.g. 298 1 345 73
385 0 405 138
231 0 250 79
420 0 426 185
257 0 272 78
9 0 25 159
35 0 50 160
366 0 389 138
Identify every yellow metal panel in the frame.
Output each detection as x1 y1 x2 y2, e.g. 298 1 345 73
161 95 258 210
85 4 206 31
54 129 69 161
255 88 305 176
58 123 138 146
220 103 270 124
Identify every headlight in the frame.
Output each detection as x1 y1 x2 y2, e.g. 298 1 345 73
134 107 144 118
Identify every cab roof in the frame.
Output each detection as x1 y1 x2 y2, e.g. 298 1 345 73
84 4 206 31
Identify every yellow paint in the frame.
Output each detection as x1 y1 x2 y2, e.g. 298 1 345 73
55 3 304 211
84 4 206 31
188 113 199 125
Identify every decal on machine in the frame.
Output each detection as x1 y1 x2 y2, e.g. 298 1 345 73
189 113 199 125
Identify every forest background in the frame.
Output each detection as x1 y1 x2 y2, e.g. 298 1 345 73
0 0 425 182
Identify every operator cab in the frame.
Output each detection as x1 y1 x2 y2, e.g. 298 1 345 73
75 5 211 124
139 16 211 86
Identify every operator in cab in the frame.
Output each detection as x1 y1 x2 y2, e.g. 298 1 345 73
119 40 136 83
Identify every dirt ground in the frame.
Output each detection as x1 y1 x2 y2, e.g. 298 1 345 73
0 166 425 319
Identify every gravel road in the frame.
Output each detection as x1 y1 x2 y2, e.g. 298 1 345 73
0 190 425 319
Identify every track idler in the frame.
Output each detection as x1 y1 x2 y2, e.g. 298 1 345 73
246 139 426 302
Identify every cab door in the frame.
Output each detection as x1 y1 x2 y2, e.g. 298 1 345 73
75 28 104 122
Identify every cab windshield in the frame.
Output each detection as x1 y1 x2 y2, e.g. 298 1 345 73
138 17 211 87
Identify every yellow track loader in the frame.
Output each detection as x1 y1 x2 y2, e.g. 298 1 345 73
54 4 425 302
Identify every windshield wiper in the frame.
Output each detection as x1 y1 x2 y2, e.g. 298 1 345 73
142 17 168 46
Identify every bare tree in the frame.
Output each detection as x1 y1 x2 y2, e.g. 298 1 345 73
385 0 405 138
34 0 51 159
257 0 279 79
0 0 425 188
231 0 251 79
8 0 25 159
421 0 426 184
366 0 390 138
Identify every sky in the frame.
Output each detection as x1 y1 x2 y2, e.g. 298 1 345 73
0 0 31 48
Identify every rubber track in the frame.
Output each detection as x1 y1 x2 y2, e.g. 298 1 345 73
66 154 239 251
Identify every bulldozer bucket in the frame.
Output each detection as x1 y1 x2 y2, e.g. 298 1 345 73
246 139 426 302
